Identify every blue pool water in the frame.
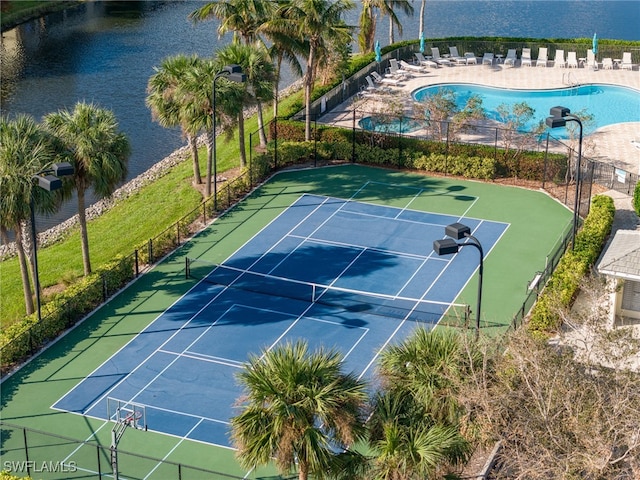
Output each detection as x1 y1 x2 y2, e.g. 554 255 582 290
358 116 423 133
412 84 640 137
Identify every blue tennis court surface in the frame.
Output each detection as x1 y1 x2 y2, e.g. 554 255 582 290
53 193 508 448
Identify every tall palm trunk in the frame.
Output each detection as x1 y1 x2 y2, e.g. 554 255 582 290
205 130 214 198
298 460 308 480
238 113 247 168
188 134 202 185
304 44 316 141
77 187 92 275
419 0 426 37
3 226 34 315
256 99 268 147
273 53 283 118
388 15 394 45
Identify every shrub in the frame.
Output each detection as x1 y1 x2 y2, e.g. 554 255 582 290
633 181 640 216
528 195 615 336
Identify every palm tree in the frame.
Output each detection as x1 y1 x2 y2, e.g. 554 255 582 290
419 0 426 40
44 103 130 275
358 0 377 54
231 340 368 480
383 0 414 46
368 389 470 479
217 42 275 151
366 328 475 478
146 54 203 186
276 0 354 141
377 327 474 425
0 115 55 315
189 0 273 45
359 0 413 53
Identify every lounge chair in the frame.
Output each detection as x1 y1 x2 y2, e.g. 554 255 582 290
482 52 494 65
371 71 402 86
448 46 468 65
521 48 532 66
389 59 412 78
567 51 579 68
503 49 517 67
554 49 566 68
464 52 477 64
361 75 390 96
414 52 438 68
621 52 633 70
586 50 598 70
430 47 452 66
536 47 548 67
399 59 427 74
601 57 613 69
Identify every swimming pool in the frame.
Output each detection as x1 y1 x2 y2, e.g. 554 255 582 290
412 83 640 136
358 116 423 133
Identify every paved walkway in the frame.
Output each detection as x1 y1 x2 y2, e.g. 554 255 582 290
322 59 640 174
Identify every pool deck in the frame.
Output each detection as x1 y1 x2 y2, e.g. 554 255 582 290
321 61 640 174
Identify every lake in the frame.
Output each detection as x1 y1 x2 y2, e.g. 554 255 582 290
1 0 638 231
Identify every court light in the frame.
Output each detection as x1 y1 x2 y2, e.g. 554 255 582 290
433 222 484 340
211 64 247 210
31 162 74 321
546 105 583 250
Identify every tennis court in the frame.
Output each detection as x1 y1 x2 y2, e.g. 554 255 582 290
1 165 573 479
52 190 508 448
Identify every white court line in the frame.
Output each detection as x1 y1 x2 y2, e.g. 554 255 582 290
264 196 354 275
80 300 237 417
158 349 245 368
288 234 429 261
144 418 205 480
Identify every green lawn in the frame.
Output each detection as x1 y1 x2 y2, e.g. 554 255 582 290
0 165 573 479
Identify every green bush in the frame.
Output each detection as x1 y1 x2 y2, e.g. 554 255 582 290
0 255 135 374
633 182 640 216
528 195 615 336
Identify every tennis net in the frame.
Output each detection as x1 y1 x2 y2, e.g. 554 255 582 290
186 258 469 326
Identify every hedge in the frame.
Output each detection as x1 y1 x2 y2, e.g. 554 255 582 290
0 255 135 374
633 181 640 216
527 195 615 336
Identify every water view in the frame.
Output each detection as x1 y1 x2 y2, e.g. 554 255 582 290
1 0 638 230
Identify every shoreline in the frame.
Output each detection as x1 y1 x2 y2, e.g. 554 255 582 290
0 80 304 260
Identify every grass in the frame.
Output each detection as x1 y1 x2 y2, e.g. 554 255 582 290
0 165 573 479
0 91 304 328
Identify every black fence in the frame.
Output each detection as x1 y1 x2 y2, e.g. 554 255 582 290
1 169 261 376
0 422 246 480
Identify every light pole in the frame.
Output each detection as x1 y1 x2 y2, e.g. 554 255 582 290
546 106 583 250
433 222 484 340
211 64 247 211
30 162 74 321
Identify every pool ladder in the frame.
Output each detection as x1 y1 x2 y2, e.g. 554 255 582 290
562 72 579 86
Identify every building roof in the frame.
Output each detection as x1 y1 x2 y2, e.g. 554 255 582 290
597 230 640 281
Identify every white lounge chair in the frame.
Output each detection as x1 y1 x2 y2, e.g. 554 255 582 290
521 48 532 66
482 52 494 65
586 50 598 70
388 59 411 78
360 75 390 96
601 57 613 69
536 47 548 67
430 47 452 66
464 52 477 64
503 49 517 67
414 52 438 68
448 46 467 65
567 51 579 68
399 59 427 74
371 71 402 86
554 49 566 68
621 52 633 70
